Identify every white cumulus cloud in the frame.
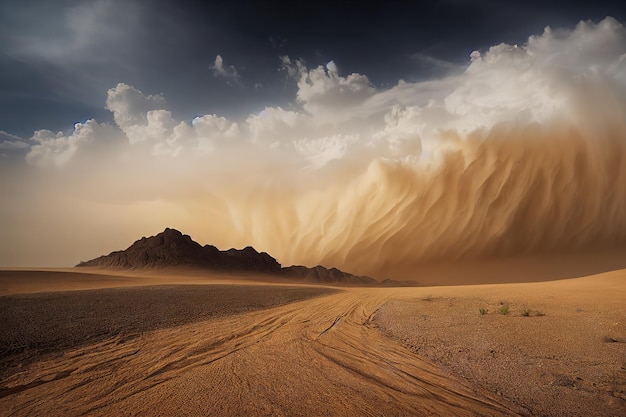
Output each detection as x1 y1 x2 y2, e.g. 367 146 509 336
295 61 376 119
211 54 241 85
25 120 115 167
106 83 168 139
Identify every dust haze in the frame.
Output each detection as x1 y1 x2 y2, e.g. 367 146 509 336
3 17 626 279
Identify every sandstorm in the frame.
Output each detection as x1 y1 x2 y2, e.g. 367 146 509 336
2 17 626 279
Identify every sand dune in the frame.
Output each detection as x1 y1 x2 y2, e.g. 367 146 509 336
0 268 624 416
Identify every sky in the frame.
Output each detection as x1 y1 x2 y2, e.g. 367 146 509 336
2 0 624 137
2 0 626 278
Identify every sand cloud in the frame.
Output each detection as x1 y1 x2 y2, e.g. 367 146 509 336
5 17 626 277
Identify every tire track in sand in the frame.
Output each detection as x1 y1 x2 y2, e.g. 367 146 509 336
1 287 522 416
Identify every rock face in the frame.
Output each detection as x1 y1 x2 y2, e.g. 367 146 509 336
77 228 281 274
77 228 414 286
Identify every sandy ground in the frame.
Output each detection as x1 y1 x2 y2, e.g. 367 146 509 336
375 271 626 416
0 284 337 380
0 268 624 416
0 268 305 295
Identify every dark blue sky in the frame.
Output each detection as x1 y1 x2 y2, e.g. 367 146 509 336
1 0 624 138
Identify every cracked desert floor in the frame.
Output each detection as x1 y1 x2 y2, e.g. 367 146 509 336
1 268 625 416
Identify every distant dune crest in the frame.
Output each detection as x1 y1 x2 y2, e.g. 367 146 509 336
77 228 393 286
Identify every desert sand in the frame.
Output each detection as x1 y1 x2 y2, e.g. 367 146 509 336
0 267 624 416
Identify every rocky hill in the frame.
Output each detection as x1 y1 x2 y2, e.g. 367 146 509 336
77 228 416 286
76 228 281 274
281 265 378 285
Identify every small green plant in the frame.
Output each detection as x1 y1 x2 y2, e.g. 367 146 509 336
479 308 488 315
499 305 510 315
522 308 531 317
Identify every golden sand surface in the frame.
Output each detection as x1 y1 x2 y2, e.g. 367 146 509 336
376 271 626 416
0 268 624 416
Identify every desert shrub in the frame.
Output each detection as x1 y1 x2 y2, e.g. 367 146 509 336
479 308 488 315
499 305 510 315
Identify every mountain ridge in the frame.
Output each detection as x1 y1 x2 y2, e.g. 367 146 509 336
77 228 412 286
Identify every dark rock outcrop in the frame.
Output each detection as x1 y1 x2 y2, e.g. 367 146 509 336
379 278 421 287
77 228 419 286
281 265 379 285
77 228 281 274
